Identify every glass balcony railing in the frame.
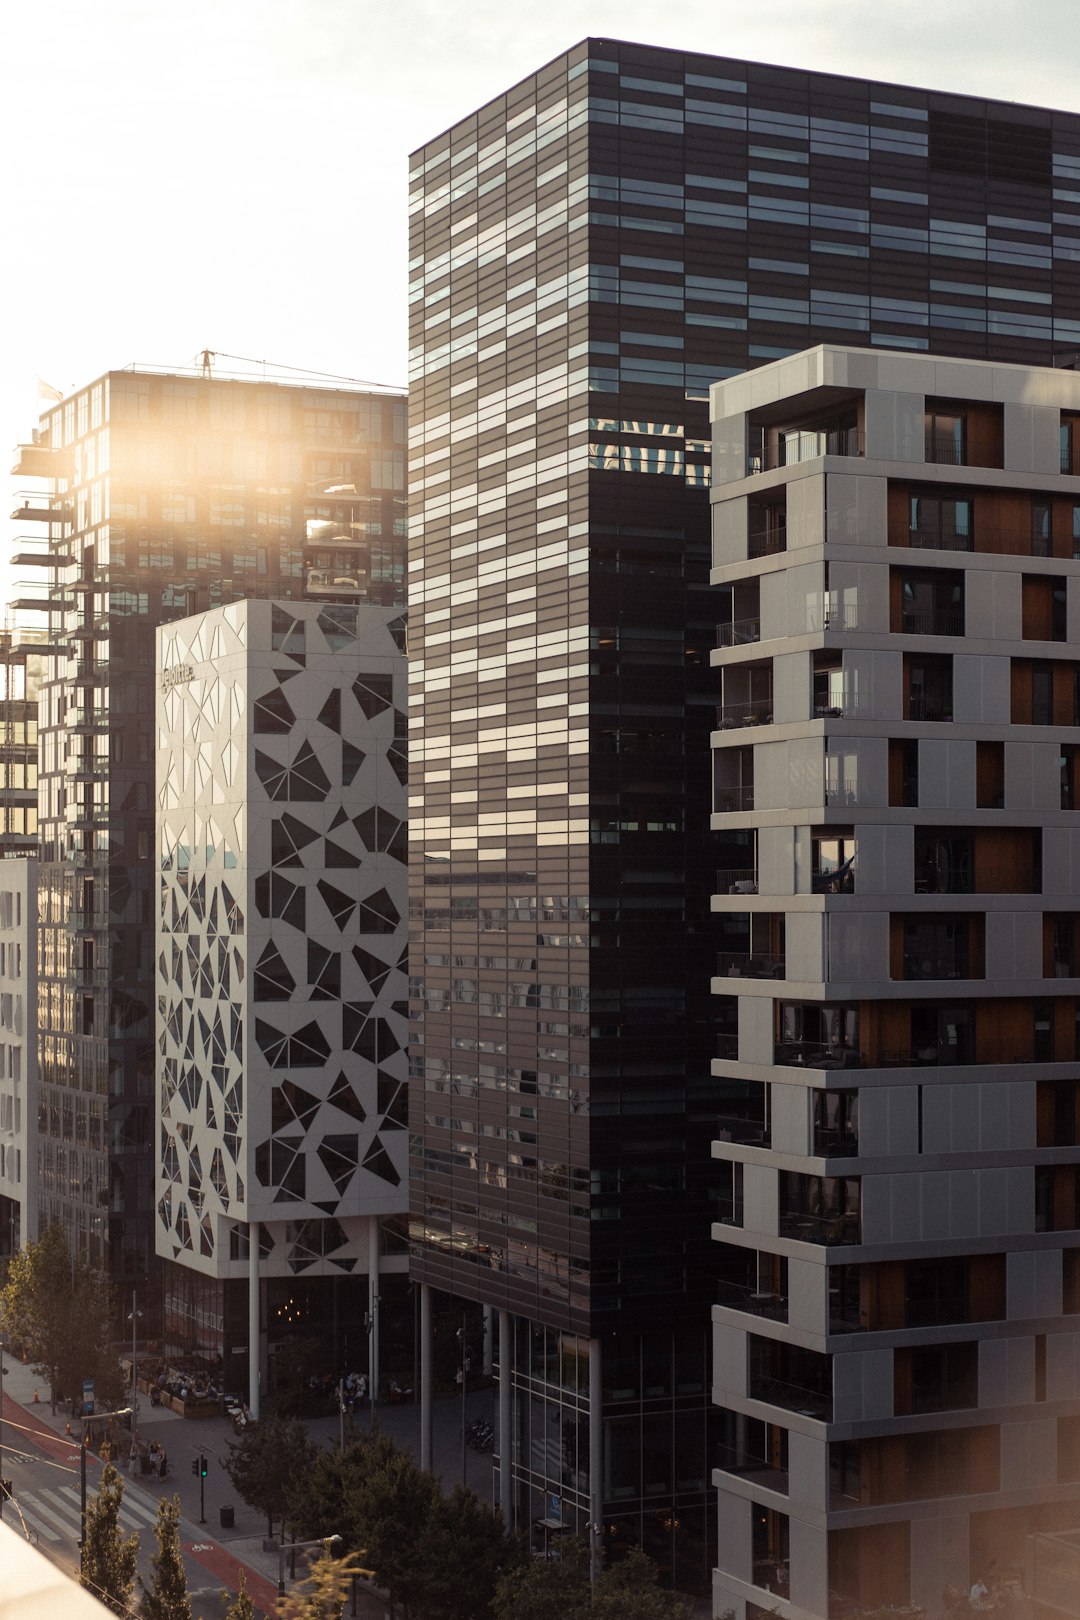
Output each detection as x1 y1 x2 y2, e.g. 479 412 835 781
716 952 785 980
716 867 758 894
717 616 762 647
716 698 774 729
714 786 755 813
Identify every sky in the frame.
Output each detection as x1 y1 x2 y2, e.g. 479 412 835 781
4 0 1080 609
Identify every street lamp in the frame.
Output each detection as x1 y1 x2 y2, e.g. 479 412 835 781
456 1314 470 1484
279 1533 342 1600
127 1291 143 1446
364 1298 379 1428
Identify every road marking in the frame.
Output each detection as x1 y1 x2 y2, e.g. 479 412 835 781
20 1491 74 1540
57 1483 154 1534
189 1542 213 1552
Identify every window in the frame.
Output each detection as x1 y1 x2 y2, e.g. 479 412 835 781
924 409 965 465
905 653 952 721
908 489 973 550
1032 497 1052 557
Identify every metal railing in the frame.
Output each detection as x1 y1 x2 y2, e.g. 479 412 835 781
717 616 761 647
748 527 787 559
774 1042 862 1070
714 786 755 813
924 431 967 465
813 1126 859 1158
814 692 868 719
715 1443 789 1489
716 867 758 894
714 1113 771 1148
806 602 859 632
907 694 953 722
715 1034 739 1060
716 698 774 729
749 426 863 472
905 525 975 551
778 1210 862 1246
715 1281 787 1323
900 608 964 636
812 868 855 894
902 955 972 981
716 952 785 979
748 1372 832 1420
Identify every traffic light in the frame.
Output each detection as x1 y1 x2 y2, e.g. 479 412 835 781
199 1455 208 1478
191 1458 198 1477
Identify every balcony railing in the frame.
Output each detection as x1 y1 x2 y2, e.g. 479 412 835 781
812 867 855 895
807 602 859 632
748 527 787 559
902 954 971 981
906 525 974 552
716 952 785 980
717 616 762 647
715 1112 771 1148
716 1279 788 1322
774 1041 862 1070
907 694 953 722
717 698 774 729
813 1126 860 1158
814 692 868 719
900 608 964 636
715 1034 739 1061
715 1443 789 1491
748 1372 832 1420
925 430 966 465
715 786 755 813
748 427 863 473
778 1210 862 1246
716 867 758 894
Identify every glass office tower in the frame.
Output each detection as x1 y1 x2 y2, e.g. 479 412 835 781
407 38 1080 1591
14 368 406 1299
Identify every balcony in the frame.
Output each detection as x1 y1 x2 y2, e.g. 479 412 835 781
779 1209 861 1245
716 952 785 980
813 692 868 719
716 867 758 895
748 1371 832 1421
774 1040 862 1070
715 785 755 813
908 692 953 722
716 697 774 729
812 866 855 895
900 607 964 636
748 425 863 474
715 1279 788 1322
717 616 761 648
715 1107 771 1148
906 523 974 552
715 1034 739 1061
748 525 787 559
813 1125 859 1158
716 1441 789 1492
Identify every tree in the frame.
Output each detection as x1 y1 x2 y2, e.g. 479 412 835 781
350 1432 440 1616
222 1571 256 1620
222 1571 255 1620
80 1455 139 1616
416 1483 524 1620
0 1223 122 1411
491 1539 593 1620
140 1494 192 1620
281 1548 372 1620
224 1413 315 1537
590 1548 693 1620
290 1438 369 1550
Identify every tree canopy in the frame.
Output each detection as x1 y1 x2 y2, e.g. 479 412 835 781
80 1456 139 1616
140 1494 192 1620
0 1223 122 1410
224 1413 316 1537
492 1541 694 1620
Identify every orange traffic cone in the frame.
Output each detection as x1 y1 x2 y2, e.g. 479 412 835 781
65 1420 72 1436
32 1389 39 1403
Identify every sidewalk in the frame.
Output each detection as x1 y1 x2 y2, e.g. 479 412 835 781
1 1346 495 1616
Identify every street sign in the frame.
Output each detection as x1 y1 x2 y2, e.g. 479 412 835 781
82 1379 95 1417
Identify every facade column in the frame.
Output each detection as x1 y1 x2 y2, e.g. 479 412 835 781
482 1303 494 1375
419 1282 433 1470
589 1337 603 1583
368 1214 380 1404
248 1220 260 1418
498 1308 512 1526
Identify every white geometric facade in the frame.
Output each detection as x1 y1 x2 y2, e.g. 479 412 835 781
154 599 408 1282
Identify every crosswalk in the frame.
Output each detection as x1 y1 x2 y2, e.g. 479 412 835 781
9 1478 162 1546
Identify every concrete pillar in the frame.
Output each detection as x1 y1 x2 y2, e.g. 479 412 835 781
482 1303 494 1376
248 1220 260 1418
589 1337 603 1583
420 1282 433 1470
368 1215 380 1404
498 1309 512 1526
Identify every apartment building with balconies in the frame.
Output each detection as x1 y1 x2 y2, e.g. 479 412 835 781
711 345 1080 1620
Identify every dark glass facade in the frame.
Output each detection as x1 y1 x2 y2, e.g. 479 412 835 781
22 370 406 1291
407 38 1080 1585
